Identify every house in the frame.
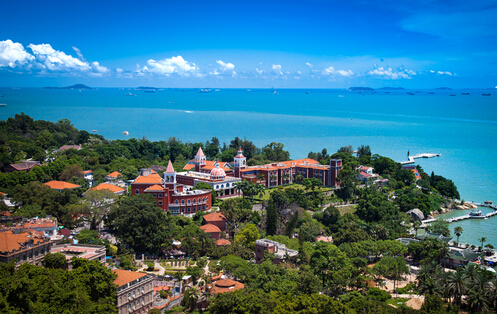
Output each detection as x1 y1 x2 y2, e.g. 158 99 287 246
202 212 228 233
105 171 124 185
357 166 379 183
0 230 53 267
82 170 95 187
216 239 231 246
200 224 221 240
43 181 81 191
89 183 126 196
50 243 106 270
130 161 212 216
114 269 155 314
402 165 421 180
4 161 41 173
13 217 58 237
59 144 82 151
255 239 298 264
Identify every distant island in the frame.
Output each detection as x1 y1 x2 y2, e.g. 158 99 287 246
349 87 374 91
436 87 452 90
136 86 158 90
43 84 93 90
377 87 405 90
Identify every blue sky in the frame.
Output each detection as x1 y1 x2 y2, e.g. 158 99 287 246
1 0 496 88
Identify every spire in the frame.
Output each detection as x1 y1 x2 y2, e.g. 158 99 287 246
216 158 220 168
235 147 245 158
196 147 205 157
238 146 242 153
165 160 175 173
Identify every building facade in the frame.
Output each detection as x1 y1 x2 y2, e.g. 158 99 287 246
114 269 155 314
255 239 298 264
0 230 53 267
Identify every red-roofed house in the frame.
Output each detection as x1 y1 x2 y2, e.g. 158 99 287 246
200 224 221 240
113 269 154 314
203 212 227 232
43 181 81 191
0 230 53 267
89 183 126 195
216 239 231 246
50 243 106 269
4 161 41 173
105 171 124 184
59 144 81 151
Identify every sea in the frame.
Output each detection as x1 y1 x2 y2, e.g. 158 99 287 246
0 87 496 246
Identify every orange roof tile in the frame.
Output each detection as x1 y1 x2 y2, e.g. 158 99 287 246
216 239 231 246
113 269 147 287
133 174 162 184
0 231 46 252
83 170 93 174
211 279 244 294
200 224 221 233
203 212 227 222
145 184 164 192
107 171 122 178
90 183 125 193
44 181 81 190
183 164 195 170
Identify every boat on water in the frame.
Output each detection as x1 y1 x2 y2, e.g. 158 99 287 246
215 89 220 92
144 90 155 93
198 89 211 93
429 92 434 94
306 91 309 94
469 209 485 219
0 104 6 107
125 93 136 96
273 90 278 94
462 93 470 95
482 93 491 96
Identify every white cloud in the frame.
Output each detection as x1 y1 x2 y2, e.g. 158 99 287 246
255 67 266 75
28 43 91 72
145 56 201 77
305 62 313 68
366 66 415 79
116 68 123 73
437 71 452 76
216 60 235 72
72 46 86 62
0 40 34 68
272 64 282 71
323 66 354 77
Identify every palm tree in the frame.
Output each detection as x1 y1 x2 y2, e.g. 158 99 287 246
256 173 265 184
418 276 442 296
295 173 304 183
454 226 463 246
447 269 466 305
466 288 489 313
462 263 478 283
413 221 421 237
183 287 199 311
478 237 486 252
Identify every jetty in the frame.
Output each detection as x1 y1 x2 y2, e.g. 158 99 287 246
422 201 497 224
399 153 441 165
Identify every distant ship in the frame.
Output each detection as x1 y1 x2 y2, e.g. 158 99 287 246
273 90 278 94
0 104 6 107
198 89 211 93
482 93 491 96
306 91 309 94
462 93 470 95
144 90 155 93
125 93 136 96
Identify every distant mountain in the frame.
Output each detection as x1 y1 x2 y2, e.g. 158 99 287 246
377 87 405 90
43 84 93 90
349 87 374 91
136 86 158 90
436 87 452 90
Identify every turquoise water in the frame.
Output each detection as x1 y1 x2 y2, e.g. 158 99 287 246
1 87 496 246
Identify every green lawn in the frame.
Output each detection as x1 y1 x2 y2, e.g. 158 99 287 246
386 297 411 308
338 205 357 216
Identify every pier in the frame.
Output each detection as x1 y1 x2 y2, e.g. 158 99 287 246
399 153 441 165
422 201 497 224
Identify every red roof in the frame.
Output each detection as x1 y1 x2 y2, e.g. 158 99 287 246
165 160 175 173
59 229 71 236
145 184 164 192
90 183 125 193
106 171 122 178
360 171 372 178
211 279 244 294
133 174 163 184
200 224 221 233
196 147 205 157
0 231 46 252
183 164 195 170
83 170 93 174
216 239 231 246
113 269 147 287
203 212 227 222
44 181 81 190
235 147 245 158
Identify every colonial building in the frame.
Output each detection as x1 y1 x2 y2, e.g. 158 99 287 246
114 269 154 314
0 230 53 267
130 161 212 216
43 181 81 191
255 239 298 265
89 183 126 196
50 243 106 270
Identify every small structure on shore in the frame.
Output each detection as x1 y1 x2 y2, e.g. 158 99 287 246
406 208 424 222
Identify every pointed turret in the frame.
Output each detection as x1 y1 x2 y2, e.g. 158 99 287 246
164 160 176 187
234 147 247 178
195 147 206 172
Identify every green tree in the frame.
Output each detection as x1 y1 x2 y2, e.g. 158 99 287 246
235 224 260 250
454 226 463 245
79 189 118 230
43 252 68 269
193 181 217 199
266 199 278 236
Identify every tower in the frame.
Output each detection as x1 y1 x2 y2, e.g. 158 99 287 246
195 147 206 172
164 160 176 189
329 159 342 187
234 147 247 178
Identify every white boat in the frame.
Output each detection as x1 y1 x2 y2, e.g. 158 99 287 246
469 209 485 218
92 130 98 133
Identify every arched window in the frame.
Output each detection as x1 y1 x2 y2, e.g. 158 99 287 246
175 200 178 205
181 200 185 205
135 190 139 194
187 199 191 204
198 198 201 203
152 193 156 197
202 197 205 202
206 196 209 201
158 193 163 198
216 185 219 189
193 199 196 204
221 184 224 188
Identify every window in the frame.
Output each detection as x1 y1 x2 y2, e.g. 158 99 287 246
41 249 44 254
216 185 219 189
175 200 178 205
226 183 230 187
198 198 201 203
181 200 185 205
202 205 205 210
206 205 209 209
158 201 163 206
135 190 139 194
35 251 38 257
192 207 196 212
202 197 205 202
29 253 32 259
206 197 209 201
192 199 196 204
141 287 144 294
187 199 191 204
23 255 26 261
158 193 163 198
221 184 224 188
152 193 156 197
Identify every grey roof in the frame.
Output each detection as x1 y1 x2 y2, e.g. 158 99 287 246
406 208 425 222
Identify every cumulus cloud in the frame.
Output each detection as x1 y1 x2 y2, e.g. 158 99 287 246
216 60 235 72
366 66 416 79
323 66 354 77
0 39 34 68
145 56 202 77
211 60 236 77
437 71 452 76
0 40 111 77
255 67 265 75
305 62 313 68
272 64 282 71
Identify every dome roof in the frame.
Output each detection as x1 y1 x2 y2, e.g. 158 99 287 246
210 166 226 178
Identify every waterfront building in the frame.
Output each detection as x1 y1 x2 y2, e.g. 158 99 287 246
255 239 298 264
130 161 212 215
114 269 155 314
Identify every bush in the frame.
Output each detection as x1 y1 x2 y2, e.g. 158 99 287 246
146 262 155 271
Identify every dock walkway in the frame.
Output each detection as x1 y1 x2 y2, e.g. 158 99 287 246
399 153 441 165
422 201 497 224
